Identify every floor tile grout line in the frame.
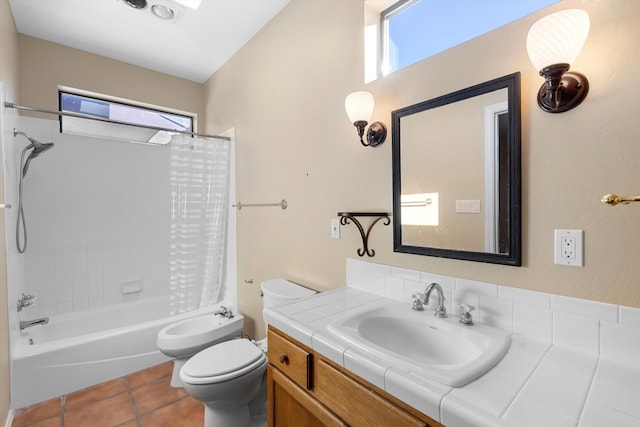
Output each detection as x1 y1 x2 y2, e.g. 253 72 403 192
60 395 66 427
124 376 143 426
149 394 195 414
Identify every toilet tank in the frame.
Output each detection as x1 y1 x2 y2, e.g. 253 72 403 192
261 279 316 309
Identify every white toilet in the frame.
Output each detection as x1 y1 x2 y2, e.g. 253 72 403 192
157 308 244 387
180 279 316 427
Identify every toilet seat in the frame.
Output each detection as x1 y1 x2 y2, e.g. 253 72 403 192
181 339 266 385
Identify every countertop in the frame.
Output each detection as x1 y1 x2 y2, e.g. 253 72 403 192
263 287 640 427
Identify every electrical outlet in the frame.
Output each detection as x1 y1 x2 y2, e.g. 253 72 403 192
554 229 583 266
561 236 576 259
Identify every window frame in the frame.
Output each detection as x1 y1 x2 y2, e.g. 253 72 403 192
58 87 196 145
376 0 560 78
379 0 419 78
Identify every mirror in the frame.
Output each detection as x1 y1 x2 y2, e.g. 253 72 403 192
392 73 521 266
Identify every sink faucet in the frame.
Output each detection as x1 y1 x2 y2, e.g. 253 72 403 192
413 283 447 318
19 317 49 330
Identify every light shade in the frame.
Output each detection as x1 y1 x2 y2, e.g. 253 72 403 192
526 9 590 71
151 4 175 19
345 91 374 124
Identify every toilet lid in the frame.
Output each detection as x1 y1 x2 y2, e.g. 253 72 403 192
182 339 265 380
261 279 316 299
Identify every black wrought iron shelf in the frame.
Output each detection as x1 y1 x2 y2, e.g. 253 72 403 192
337 212 391 257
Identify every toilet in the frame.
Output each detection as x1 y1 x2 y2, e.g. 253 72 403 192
180 279 316 427
157 308 244 387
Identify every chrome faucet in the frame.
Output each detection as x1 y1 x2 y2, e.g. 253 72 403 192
17 293 36 312
19 317 49 330
413 283 447 318
214 306 234 318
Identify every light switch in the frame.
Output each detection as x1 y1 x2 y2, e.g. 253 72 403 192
331 218 340 239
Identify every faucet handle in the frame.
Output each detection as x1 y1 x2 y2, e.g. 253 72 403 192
215 305 234 318
458 303 475 325
17 293 37 312
411 294 425 311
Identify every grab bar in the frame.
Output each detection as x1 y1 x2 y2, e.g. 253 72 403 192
601 194 640 206
232 199 287 210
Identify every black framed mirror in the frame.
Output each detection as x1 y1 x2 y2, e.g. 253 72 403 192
392 72 521 266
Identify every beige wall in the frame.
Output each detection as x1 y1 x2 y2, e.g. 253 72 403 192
17 35 206 125
205 0 640 339
0 0 18 421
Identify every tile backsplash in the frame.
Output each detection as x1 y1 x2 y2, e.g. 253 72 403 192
346 258 640 368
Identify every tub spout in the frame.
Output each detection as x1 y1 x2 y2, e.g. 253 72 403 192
20 317 49 330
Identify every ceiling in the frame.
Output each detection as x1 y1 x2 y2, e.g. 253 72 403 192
8 0 290 83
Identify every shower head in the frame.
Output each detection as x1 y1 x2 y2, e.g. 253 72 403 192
13 128 54 177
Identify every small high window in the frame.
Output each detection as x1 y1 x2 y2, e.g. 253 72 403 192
59 89 195 145
365 0 559 81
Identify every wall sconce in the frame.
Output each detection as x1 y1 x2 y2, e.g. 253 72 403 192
526 9 590 113
344 91 387 147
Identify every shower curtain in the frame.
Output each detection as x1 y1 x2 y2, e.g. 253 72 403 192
169 134 230 315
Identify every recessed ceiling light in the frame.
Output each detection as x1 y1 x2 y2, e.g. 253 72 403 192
151 4 175 19
124 0 147 9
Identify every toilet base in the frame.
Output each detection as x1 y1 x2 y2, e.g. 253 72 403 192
204 403 251 427
170 358 186 388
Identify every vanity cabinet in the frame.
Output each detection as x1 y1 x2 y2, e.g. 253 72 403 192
267 326 444 427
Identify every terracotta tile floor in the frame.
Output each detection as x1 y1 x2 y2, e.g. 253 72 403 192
12 361 205 427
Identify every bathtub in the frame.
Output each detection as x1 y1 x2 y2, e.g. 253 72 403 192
12 297 230 408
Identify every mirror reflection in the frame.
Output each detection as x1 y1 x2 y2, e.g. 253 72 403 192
392 73 521 266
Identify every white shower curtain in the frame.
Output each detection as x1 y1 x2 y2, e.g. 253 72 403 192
169 134 230 315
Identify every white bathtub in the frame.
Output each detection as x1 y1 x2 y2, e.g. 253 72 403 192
12 297 230 408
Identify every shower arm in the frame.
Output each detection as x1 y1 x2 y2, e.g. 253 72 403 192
4 102 231 141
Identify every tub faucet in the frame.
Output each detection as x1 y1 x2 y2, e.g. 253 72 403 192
214 306 234 318
19 317 49 330
415 283 447 318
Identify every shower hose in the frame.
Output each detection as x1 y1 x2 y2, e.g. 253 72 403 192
16 147 29 254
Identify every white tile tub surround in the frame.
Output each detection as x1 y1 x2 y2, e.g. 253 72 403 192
17 117 171 318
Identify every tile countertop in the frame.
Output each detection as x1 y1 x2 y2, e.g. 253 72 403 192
263 287 640 427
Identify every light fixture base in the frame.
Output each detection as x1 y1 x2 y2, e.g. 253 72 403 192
537 64 589 113
366 121 387 147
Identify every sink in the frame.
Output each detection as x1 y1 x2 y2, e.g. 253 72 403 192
327 303 511 387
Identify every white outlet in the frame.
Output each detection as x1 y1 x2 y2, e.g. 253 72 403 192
330 218 341 239
554 229 583 266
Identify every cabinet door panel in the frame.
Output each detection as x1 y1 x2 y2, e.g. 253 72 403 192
269 366 346 427
315 360 427 427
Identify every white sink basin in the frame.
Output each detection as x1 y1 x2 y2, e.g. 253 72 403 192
328 303 511 387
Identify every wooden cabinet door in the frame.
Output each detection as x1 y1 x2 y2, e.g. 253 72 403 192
315 360 428 427
268 366 346 427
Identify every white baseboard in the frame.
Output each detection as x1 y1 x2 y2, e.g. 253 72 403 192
4 409 13 427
